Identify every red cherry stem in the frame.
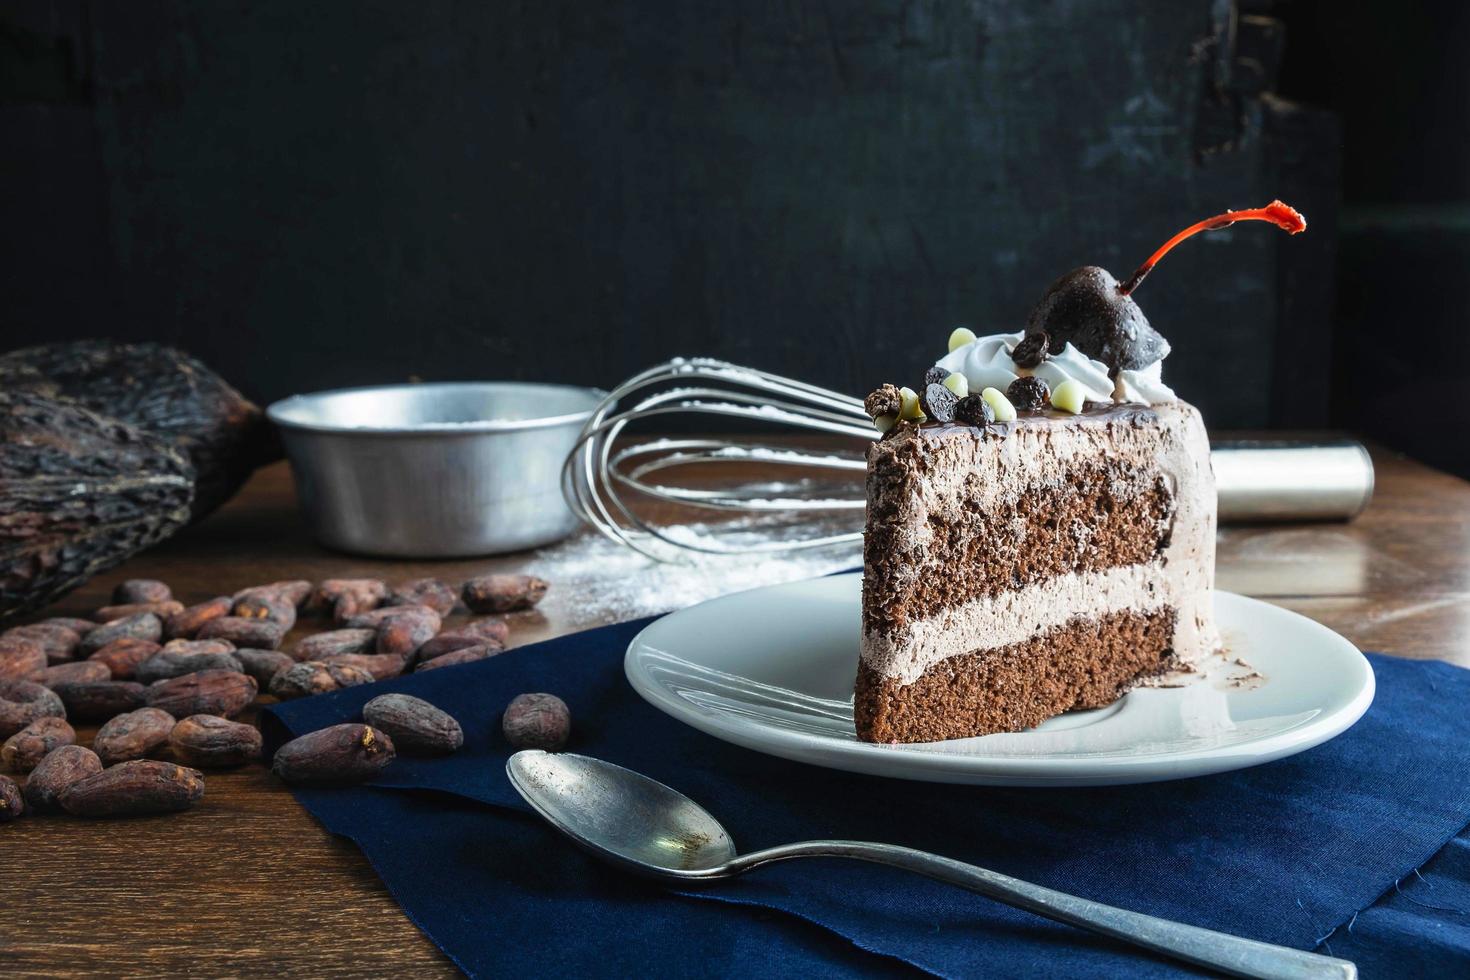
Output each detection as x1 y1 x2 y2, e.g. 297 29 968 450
1117 200 1307 296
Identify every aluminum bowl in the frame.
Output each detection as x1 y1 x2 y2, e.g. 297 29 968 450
267 382 604 558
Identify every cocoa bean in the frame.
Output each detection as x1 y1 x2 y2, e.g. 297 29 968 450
196 616 285 650
87 637 162 679
136 650 244 685
232 593 297 630
145 669 257 718
320 652 406 681
0 640 47 683
376 614 438 658
0 681 67 737
385 578 457 616
93 707 176 765
169 715 262 768
78 613 163 655
94 600 185 622
343 604 442 632
0 774 23 821
502 693 570 750
160 638 236 656
415 644 502 672
113 579 173 604
362 693 463 755
24 744 102 811
60 759 205 817
291 629 375 662
271 723 394 786
5 623 82 664
39 660 112 687
311 579 387 622
52 681 146 722
233 649 293 688
269 661 375 700
163 596 233 640
234 580 313 608
462 574 548 614
415 618 508 662
1 716 76 771
40 617 99 636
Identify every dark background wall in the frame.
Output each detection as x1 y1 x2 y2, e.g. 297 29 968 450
0 1 1462 465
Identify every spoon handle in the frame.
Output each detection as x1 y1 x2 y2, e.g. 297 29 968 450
726 841 1355 980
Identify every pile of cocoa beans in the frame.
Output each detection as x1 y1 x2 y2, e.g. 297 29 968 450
0 573 565 821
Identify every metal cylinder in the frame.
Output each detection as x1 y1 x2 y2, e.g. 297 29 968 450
1211 440 1374 523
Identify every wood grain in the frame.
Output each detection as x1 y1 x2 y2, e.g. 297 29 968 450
2 445 1469 975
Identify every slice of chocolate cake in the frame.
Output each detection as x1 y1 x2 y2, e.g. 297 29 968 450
856 202 1305 743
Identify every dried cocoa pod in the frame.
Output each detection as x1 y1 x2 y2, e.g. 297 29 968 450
164 596 234 640
269 661 374 700
271 723 394 786
145 669 256 718
40 617 98 636
319 652 406 681
462 574 548 614
113 579 173 605
93 707 176 765
52 680 145 722
0 640 47 682
5 623 82 664
376 613 438 658
196 616 285 650
0 774 23 821
290 629 375 663
415 644 502 672
234 580 313 609
385 578 457 616
169 714 262 768
415 618 508 662
39 660 112 687
0 681 67 737
88 637 162 679
24 744 102 811
343 604 442 632
232 593 297 630
363 693 463 755
78 612 163 655
160 638 235 656
233 649 293 688
136 650 244 685
60 759 205 817
502 693 570 750
94 600 185 622
2 716 76 771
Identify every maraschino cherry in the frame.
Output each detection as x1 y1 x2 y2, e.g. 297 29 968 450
1022 202 1306 372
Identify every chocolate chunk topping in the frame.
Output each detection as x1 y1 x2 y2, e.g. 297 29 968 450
921 383 958 424
1006 376 1051 410
864 384 901 419
923 366 949 387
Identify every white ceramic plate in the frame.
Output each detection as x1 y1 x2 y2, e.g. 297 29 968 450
625 574 1374 786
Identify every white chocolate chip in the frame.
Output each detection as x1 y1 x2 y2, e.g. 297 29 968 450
947 327 977 353
873 412 897 434
980 386 1016 423
942 372 969 398
898 387 926 421
1051 379 1086 414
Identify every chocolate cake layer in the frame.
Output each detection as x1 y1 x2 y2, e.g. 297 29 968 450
863 460 1173 631
854 608 1176 743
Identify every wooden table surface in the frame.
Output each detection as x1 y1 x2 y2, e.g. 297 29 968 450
4 448 1470 976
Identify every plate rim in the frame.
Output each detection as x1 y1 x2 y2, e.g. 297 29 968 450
624 574 1376 786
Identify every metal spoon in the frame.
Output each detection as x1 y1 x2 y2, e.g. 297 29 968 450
507 750 1356 980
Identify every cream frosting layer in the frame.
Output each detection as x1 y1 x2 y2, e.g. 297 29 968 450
861 401 1218 686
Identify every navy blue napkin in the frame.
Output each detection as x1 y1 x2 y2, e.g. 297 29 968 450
263 587 1470 977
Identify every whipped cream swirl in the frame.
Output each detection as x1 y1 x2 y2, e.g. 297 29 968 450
935 330 1176 405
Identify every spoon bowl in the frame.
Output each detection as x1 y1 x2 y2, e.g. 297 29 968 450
507 750 736 876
